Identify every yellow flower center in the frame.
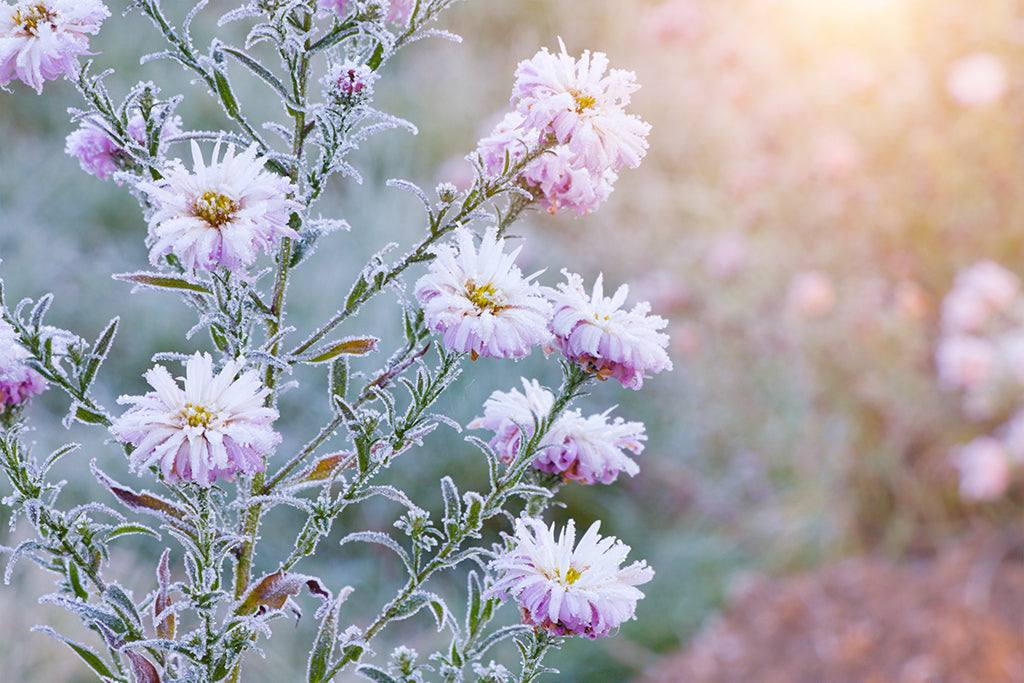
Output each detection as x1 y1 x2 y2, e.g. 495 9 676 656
192 190 239 228
571 89 597 114
564 566 582 585
180 402 215 428
13 3 55 33
465 280 505 312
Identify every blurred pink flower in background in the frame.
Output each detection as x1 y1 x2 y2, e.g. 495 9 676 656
785 270 836 320
940 260 1020 334
945 51 1008 107
704 232 749 281
892 280 930 320
637 0 706 44
812 130 862 181
952 436 1010 501
935 335 995 390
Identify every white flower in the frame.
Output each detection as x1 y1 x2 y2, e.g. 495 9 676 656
0 0 109 93
549 270 672 389
486 518 654 639
511 38 650 174
468 378 555 463
414 228 552 359
538 408 644 484
138 141 300 272
111 353 280 487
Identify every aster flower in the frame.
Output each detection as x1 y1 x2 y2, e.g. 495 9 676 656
324 59 376 105
65 111 182 183
0 319 46 411
414 228 552 359
111 353 280 487
538 408 644 484
511 38 650 174
467 378 555 463
549 271 672 389
318 0 414 24
137 141 300 273
0 0 109 94
486 517 654 639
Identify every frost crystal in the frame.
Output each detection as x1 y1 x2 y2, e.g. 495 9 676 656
468 378 554 463
486 517 654 639
0 319 46 410
318 0 414 24
0 0 110 93
549 271 672 389
414 228 552 359
111 352 280 487
137 141 300 272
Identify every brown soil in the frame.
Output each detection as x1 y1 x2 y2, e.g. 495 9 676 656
640 533 1024 683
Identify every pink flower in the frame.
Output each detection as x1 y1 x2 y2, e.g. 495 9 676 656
784 270 836 319
475 111 617 216
414 228 552 359
537 408 644 485
952 437 1010 501
941 261 1020 335
511 39 650 174
0 319 46 411
65 112 182 183
935 335 994 390
549 271 672 389
946 52 1008 108
111 353 280 487
0 0 109 94
137 141 300 273
486 518 654 639
318 0 413 24
467 378 554 464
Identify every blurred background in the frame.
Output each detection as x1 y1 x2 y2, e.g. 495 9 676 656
6 0 1024 680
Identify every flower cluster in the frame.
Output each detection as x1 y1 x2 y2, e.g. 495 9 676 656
415 232 672 388
137 141 301 272
0 319 46 412
65 111 182 183
318 0 414 25
0 0 109 93
110 352 280 487
486 518 654 639
469 378 644 485
474 40 650 216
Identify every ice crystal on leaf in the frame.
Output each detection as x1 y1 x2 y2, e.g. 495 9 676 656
549 271 672 389
111 352 280 487
486 518 654 639
137 141 300 273
0 0 109 93
414 228 552 359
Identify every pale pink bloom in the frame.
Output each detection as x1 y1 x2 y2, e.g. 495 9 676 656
0 0 108 93
467 378 554 464
637 0 705 44
0 319 46 410
511 39 650 173
952 436 1010 501
318 0 413 24
946 52 1008 108
999 409 1024 462
935 335 994 390
111 353 280 487
941 261 1020 334
137 141 300 272
669 321 702 359
65 112 182 183
486 518 654 639
475 111 617 216
549 271 672 389
324 59 376 103
785 270 836 319
704 232 748 281
537 408 644 485
414 228 552 359
892 280 929 320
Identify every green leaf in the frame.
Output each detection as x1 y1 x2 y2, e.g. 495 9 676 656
307 587 352 683
213 67 240 119
355 665 399 683
328 357 349 402
81 316 119 390
113 272 211 294
74 405 108 425
307 336 379 363
32 626 123 682
105 523 162 542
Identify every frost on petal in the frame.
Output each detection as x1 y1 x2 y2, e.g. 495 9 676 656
414 228 552 359
550 270 672 389
0 319 46 411
137 142 301 272
110 352 280 487
536 408 644 484
486 518 654 639
468 378 554 463
0 0 110 93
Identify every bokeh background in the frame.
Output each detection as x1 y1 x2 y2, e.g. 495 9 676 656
6 0 1024 680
